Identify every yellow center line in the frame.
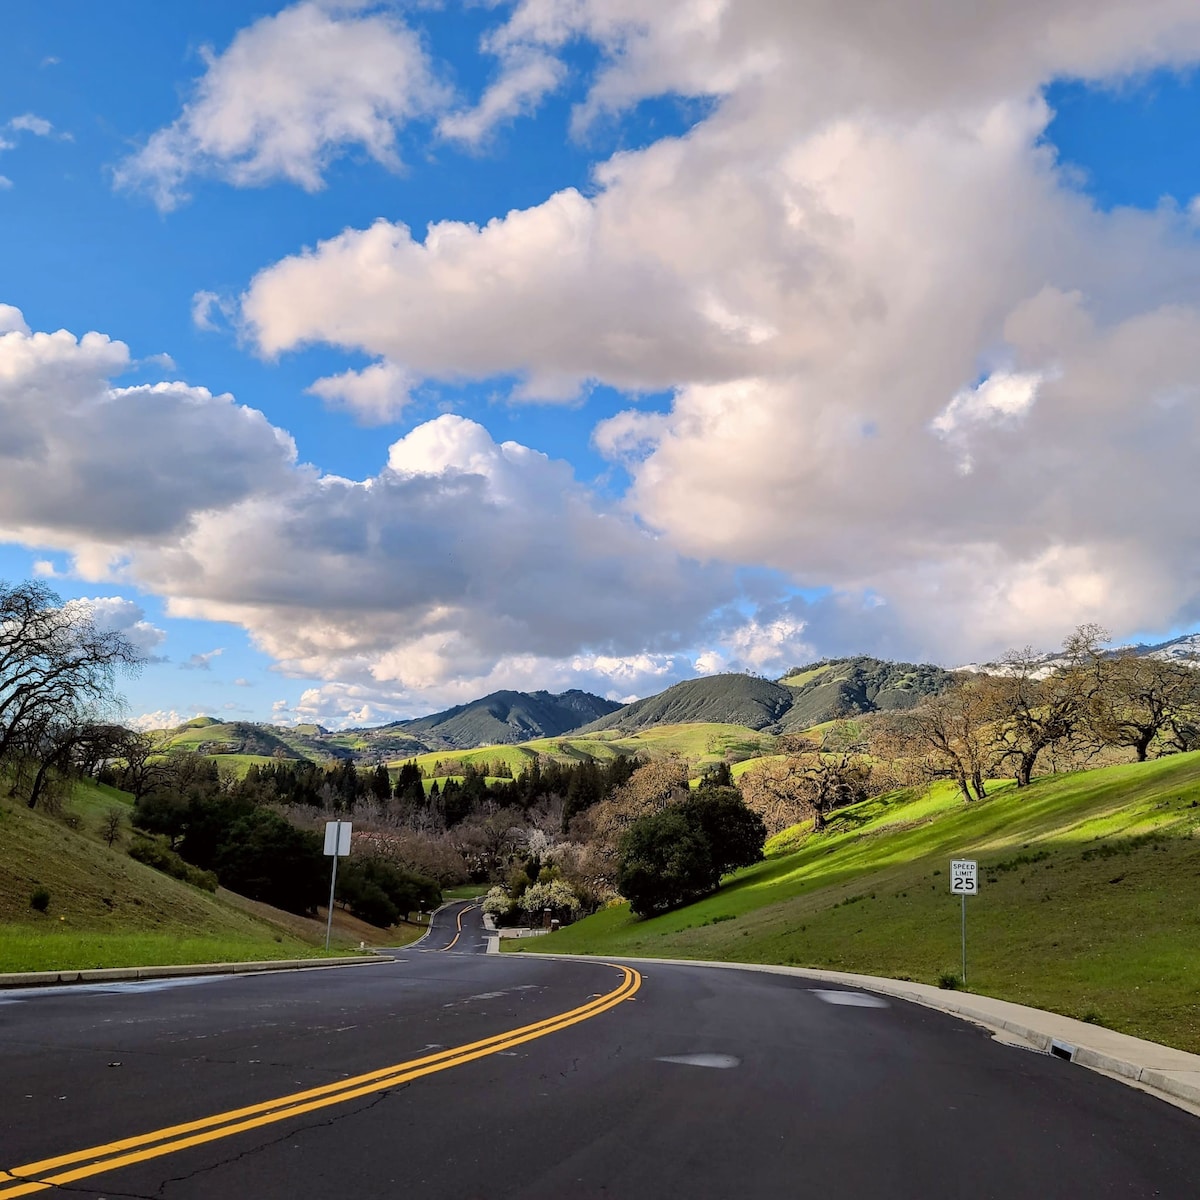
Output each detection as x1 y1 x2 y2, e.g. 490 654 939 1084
0 964 641 1198
439 901 478 952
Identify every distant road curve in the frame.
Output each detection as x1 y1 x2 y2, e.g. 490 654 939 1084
415 898 487 954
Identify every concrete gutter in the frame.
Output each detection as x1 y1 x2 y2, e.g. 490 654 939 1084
0 955 394 990
520 950 1200 1117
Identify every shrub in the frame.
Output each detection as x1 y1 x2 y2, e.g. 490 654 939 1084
29 887 50 912
129 835 218 892
518 880 582 923
483 885 519 926
212 811 325 913
336 857 441 928
616 790 767 918
937 970 961 990
617 809 718 917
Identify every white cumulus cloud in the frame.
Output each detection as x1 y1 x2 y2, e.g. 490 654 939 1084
238 1 1200 663
306 360 415 423
115 1 447 210
71 596 168 661
0 306 738 711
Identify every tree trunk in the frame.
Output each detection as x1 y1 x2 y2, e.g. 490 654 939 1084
27 759 53 809
970 770 987 801
955 772 972 803
1015 752 1037 788
1134 733 1152 763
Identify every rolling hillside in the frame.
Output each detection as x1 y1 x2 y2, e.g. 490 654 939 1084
777 656 960 730
390 723 776 776
0 779 402 972
377 689 620 751
0 786 320 971
580 675 795 733
166 720 308 760
155 663 953 778
583 659 957 737
519 753 1200 1053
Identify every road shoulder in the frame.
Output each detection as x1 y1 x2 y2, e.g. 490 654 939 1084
520 950 1200 1116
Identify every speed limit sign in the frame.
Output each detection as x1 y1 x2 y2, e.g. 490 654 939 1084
950 859 978 895
950 859 978 984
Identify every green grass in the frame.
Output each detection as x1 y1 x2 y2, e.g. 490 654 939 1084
196 754 287 777
391 745 538 776
779 665 830 688
390 723 780 779
66 778 135 824
0 930 330 974
0 788 339 972
442 885 489 901
518 754 1200 1053
731 754 785 780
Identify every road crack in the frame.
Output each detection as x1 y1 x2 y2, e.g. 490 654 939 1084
18 1088 406 1200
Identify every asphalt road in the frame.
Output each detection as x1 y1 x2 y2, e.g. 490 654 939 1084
2 901 1198 1199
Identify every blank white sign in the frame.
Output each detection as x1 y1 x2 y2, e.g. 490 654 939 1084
324 821 352 857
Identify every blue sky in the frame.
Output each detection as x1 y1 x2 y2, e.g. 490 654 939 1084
3 2 1200 729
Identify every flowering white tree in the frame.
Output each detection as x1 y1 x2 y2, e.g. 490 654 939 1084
518 879 581 922
482 885 513 918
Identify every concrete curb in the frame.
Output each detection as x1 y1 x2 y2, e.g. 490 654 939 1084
516 950 1200 1116
0 955 394 990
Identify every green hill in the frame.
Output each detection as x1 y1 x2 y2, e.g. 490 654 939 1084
392 723 777 777
581 675 795 734
0 784 332 972
518 753 1200 1053
166 720 305 760
582 661 956 737
379 689 620 751
777 656 960 730
146 662 953 769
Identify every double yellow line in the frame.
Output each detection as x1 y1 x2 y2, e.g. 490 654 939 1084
439 901 479 952
0 964 640 1198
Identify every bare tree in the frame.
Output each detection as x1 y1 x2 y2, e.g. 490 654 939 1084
584 758 690 851
1 581 140 805
1089 654 1200 761
22 720 134 810
985 625 1108 787
907 680 994 801
741 748 876 835
101 806 125 847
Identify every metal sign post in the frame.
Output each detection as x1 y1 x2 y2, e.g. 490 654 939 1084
949 859 978 984
323 820 353 951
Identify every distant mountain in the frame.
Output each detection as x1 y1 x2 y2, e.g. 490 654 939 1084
961 631 1200 678
582 659 959 736
580 674 795 734
777 657 961 730
377 689 621 751
1136 633 1200 664
167 720 306 759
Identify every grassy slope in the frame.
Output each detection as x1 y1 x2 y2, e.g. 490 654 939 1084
390 723 776 777
0 784 353 972
520 754 1200 1053
779 665 829 688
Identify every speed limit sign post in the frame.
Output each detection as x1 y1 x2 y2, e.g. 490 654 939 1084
950 860 978 984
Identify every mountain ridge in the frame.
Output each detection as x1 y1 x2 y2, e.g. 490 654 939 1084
580 657 961 736
154 633 1200 760
377 688 621 751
